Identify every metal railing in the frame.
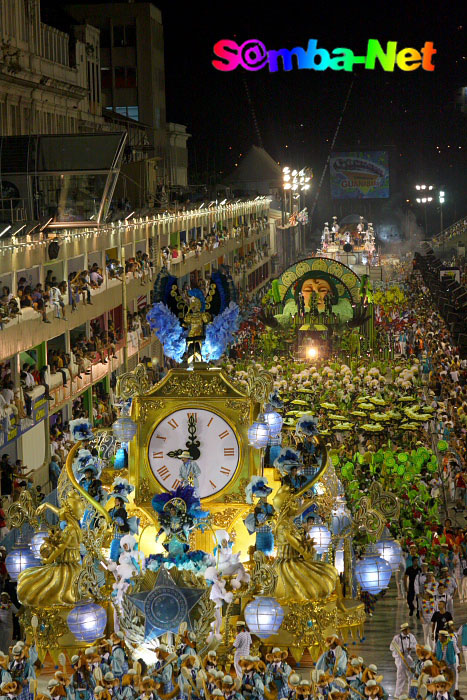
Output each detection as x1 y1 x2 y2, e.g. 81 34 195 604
432 216 467 246
0 198 27 223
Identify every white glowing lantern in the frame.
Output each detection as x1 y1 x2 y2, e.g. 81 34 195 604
307 525 332 554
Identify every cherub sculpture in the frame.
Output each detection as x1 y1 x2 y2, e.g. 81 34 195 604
212 530 250 589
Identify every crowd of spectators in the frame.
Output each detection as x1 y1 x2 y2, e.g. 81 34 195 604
405 269 467 503
433 217 467 245
233 243 270 274
160 218 268 269
0 251 153 329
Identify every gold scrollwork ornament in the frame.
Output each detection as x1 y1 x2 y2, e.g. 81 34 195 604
116 363 152 399
7 489 43 530
222 479 249 503
159 375 227 397
212 507 241 529
20 608 68 649
135 477 153 505
225 399 251 425
243 365 274 405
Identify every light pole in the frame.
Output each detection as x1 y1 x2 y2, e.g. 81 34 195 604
415 184 434 236
439 190 445 233
283 166 312 253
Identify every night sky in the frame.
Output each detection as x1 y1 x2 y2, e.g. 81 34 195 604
157 2 466 202
48 0 467 224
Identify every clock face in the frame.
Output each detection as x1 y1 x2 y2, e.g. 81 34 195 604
147 407 241 499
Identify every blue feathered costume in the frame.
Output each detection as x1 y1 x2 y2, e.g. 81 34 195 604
148 485 212 573
147 267 240 364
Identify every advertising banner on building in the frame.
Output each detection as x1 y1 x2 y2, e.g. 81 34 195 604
31 394 48 424
0 392 49 447
330 151 390 199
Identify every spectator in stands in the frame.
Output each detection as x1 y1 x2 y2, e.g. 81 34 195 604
0 455 13 499
90 264 104 288
71 270 92 305
48 283 67 320
0 499 8 537
49 456 62 491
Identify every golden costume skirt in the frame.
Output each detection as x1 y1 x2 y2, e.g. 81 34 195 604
274 548 338 602
17 561 82 607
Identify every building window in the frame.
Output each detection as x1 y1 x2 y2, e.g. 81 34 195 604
114 66 137 89
100 27 111 48
113 106 139 121
9 105 19 134
125 24 136 46
101 67 112 89
113 24 136 47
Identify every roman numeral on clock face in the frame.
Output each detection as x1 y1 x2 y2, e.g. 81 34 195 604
172 479 181 489
152 451 163 459
224 448 235 456
218 430 229 440
209 480 217 489
167 419 179 430
156 465 170 480
220 467 231 475
187 412 197 421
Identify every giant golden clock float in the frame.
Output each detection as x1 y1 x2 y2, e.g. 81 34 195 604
8 267 367 665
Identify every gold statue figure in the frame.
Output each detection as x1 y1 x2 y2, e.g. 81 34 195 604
184 296 211 363
272 485 339 602
17 492 85 607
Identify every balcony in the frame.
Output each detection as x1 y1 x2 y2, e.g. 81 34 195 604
0 271 153 362
46 333 153 413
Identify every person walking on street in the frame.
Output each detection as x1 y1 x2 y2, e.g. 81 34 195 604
405 556 421 617
232 621 252 679
390 622 417 700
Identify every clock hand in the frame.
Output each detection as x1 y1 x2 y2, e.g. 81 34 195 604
167 448 183 459
186 415 201 460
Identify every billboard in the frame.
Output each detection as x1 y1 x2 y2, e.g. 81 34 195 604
330 151 390 199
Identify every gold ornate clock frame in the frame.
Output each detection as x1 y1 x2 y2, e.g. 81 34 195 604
129 365 263 549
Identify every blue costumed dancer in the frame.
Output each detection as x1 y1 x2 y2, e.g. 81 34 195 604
107 478 137 562
148 484 211 573
316 634 348 677
244 477 274 556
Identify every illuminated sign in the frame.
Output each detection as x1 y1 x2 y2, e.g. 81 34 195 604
330 151 390 199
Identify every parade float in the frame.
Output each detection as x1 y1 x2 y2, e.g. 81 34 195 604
319 216 377 267
260 256 374 361
7 265 408 670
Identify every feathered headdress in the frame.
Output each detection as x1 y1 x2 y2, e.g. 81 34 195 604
273 447 302 474
109 478 134 503
69 419 94 442
296 414 318 437
245 476 272 504
151 484 208 523
188 288 206 311
267 389 284 410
